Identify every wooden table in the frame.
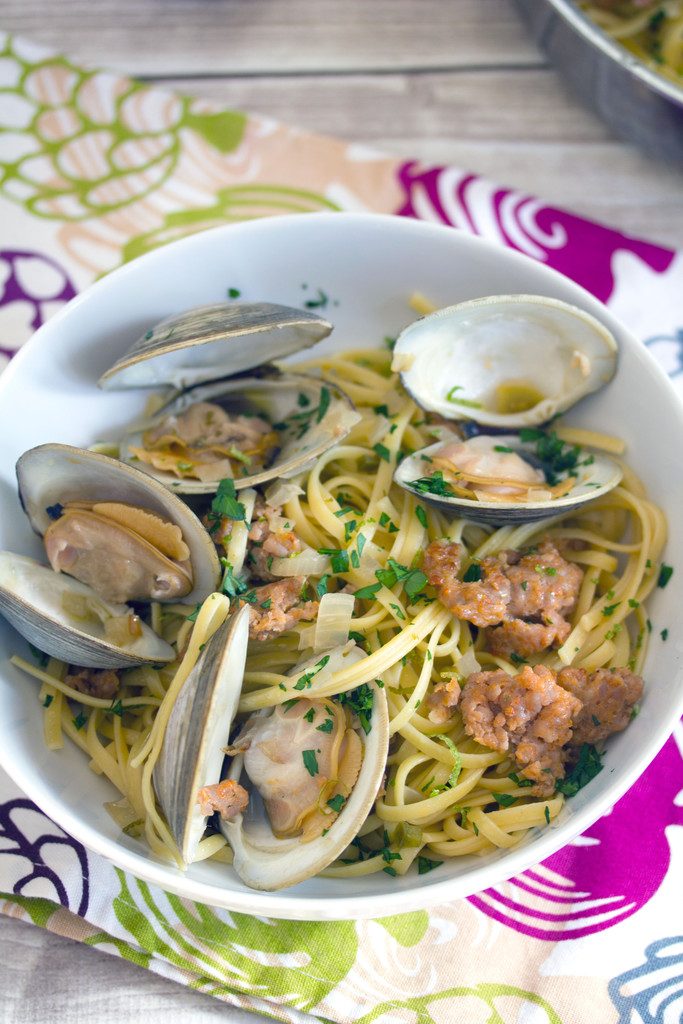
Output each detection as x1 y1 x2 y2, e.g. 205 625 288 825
0 2 681 1020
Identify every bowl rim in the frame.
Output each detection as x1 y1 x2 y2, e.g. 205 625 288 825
542 0 683 106
1 210 683 920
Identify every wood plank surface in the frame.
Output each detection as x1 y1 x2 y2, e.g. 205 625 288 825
1 0 538 75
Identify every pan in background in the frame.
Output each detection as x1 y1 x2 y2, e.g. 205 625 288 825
515 0 683 166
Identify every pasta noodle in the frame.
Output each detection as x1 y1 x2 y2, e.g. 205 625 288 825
582 1 683 84
14 344 667 879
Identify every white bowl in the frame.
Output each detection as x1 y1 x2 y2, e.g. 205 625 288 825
0 212 681 920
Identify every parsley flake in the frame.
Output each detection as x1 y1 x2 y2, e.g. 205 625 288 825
302 750 319 776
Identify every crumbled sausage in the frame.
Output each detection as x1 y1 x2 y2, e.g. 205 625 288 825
558 666 643 746
247 576 318 641
505 540 583 622
64 667 120 700
426 675 461 724
424 538 583 658
196 778 249 821
487 613 571 660
424 541 511 627
460 664 582 796
247 498 303 580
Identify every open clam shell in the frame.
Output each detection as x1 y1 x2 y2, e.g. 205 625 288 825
154 605 250 864
98 301 333 391
16 444 221 604
120 371 360 495
0 552 175 668
393 294 618 429
394 434 623 526
220 649 389 891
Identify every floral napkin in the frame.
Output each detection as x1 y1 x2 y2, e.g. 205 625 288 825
1 29 682 1024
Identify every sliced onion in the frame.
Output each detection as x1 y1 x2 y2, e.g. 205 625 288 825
313 592 355 653
269 548 331 577
367 413 391 446
264 478 305 507
457 646 480 678
224 488 257 575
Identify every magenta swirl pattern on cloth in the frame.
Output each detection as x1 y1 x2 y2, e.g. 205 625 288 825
0 29 682 1024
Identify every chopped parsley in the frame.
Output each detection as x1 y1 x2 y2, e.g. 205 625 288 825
304 287 329 310
338 683 374 734
535 564 557 576
317 386 331 423
417 856 443 875
463 562 482 583
389 602 406 621
628 598 640 609
373 443 391 463
661 628 669 641
42 694 53 708
408 471 457 498
374 558 428 601
374 404 390 417
602 602 621 617
186 603 202 622
555 744 603 797
494 445 514 453
73 712 88 731
227 287 241 298
415 505 428 529
508 772 534 788
319 548 350 574
109 700 124 718
293 654 331 691
303 707 316 723
28 643 48 668
493 792 517 808
316 718 334 733
219 558 249 600
657 563 674 589
354 583 382 601
344 519 357 543
315 575 329 600
445 385 482 409
518 427 593 486
302 750 319 776
326 794 346 812
509 652 528 668
544 805 551 825
348 631 366 646
520 581 528 591
207 478 246 532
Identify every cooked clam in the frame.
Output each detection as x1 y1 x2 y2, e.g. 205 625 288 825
393 294 618 429
16 443 221 604
0 552 175 668
99 301 333 391
394 432 622 525
156 636 389 889
154 605 251 863
120 371 360 495
98 301 360 494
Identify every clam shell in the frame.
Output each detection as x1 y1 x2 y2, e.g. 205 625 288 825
221 653 389 891
98 302 333 391
153 604 250 864
16 444 221 604
393 294 618 428
121 371 360 495
0 552 175 668
394 435 623 526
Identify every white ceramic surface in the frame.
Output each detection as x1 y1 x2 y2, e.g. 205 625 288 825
0 212 681 920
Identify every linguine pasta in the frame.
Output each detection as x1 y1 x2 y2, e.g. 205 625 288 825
582 1 683 84
13 344 667 879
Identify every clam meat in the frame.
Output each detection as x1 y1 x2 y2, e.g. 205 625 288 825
98 301 360 494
